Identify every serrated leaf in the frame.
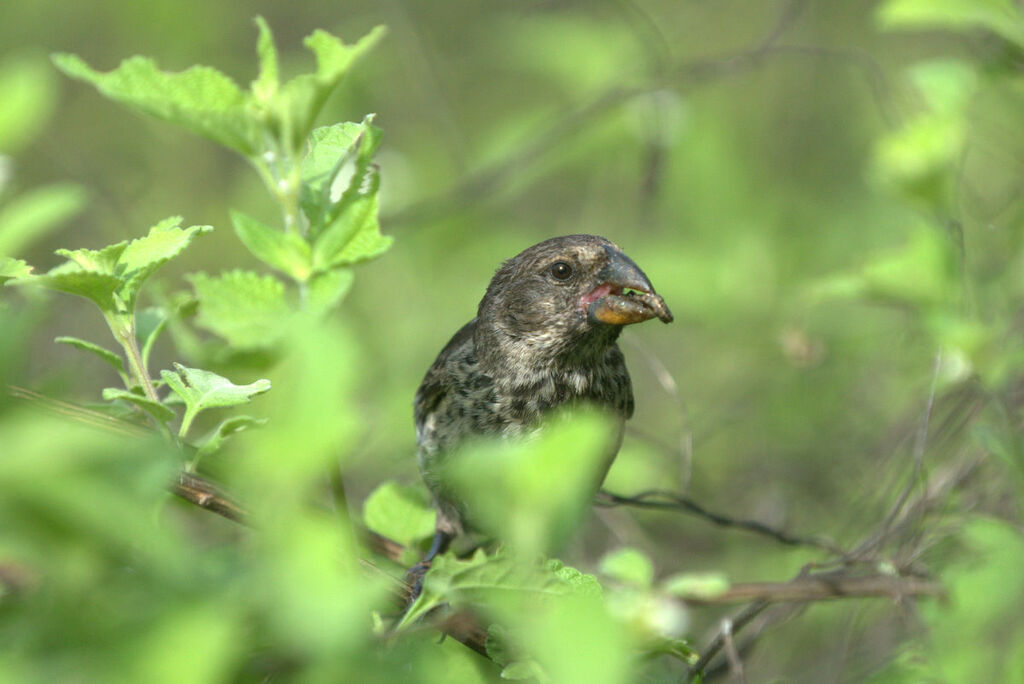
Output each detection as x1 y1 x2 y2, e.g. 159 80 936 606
252 16 279 102
362 481 436 548
55 336 125 375
0 257 32 283
161 363 270 439
401 549 600 628
599 547 654 588
312 193 392 270
275 26 386 149
187 270 291 348
230 210 311 280
543 559 603 597
878 0 1024 49
305 268 354 315
101 387 176 423
0 183 86 256
52 53 261 155
55 241 127 275
195 414 266 459
662 572 730 600
162 363 271 414
27 218 209 314
23 267 123 311
301 117 381 235
118 219 212 307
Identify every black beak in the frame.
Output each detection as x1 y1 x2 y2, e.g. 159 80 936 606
588 246 673 325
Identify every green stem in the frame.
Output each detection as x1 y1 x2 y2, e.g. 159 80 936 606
178 407 197 442
106 314 159 404
107 313 171 440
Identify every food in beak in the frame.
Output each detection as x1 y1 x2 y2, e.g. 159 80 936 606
588 288 673 325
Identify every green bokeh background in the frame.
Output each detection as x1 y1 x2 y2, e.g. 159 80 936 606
3 0 1024 680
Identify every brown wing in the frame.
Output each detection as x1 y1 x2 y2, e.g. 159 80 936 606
414 318 477 442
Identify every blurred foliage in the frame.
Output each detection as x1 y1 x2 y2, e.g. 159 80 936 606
1 0 1023 681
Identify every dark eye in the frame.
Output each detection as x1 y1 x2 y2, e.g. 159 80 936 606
549 261 573 280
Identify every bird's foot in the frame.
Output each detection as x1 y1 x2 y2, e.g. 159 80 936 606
403 559 432 606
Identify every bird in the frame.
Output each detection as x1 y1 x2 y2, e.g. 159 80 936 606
410 234 673 574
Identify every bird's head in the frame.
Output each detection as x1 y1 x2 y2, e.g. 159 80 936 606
476 235 672 369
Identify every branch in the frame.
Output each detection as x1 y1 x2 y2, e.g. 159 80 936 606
686 570 942 679
687 571 943 606
597 489 844 554
173 472 248 524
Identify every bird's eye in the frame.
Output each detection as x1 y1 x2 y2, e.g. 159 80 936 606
549 261 573 281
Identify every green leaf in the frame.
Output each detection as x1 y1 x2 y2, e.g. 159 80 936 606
275 26 386 149
312 193 392 270
101 387 176 424
55 336 125 375
230 210 311 280
136 306 168 371
599 547 655 588
872 60 977 208
161 363 270 438
0 257 32 284
195 414 267 459
117 218 212 308
22 265 123 312
162 363 271 414
661 572 730 601
0 54 58 154
25 218 210 314
305 268 354 315
878 0 1024 49
500 661 545 680
362 481 436 548
810 226 958 310
54 241 126 275
301 117 381 236
53 53 261 155
187 270 291 348
442 407 617 555
0 183 86 256
862 226 957 307
401 549 601 628
252 16 279 103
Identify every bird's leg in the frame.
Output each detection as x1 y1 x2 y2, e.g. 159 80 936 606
404 530 453 605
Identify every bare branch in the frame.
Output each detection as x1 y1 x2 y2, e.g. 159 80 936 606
689 601 770 679
597 489 844 554
687 571 943 607
173 472 247 523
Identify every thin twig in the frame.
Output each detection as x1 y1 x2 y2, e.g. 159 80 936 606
847 350 943 561
685 572 943 607
597 489 844 554
720 617 747 684
7 385 151 438
689 601 769 679
623 337 694 491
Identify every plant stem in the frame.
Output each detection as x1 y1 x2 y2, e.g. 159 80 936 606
106 314 159 404
107 314 172 440
178 408 197 442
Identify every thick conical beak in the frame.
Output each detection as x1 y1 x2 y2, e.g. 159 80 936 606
586 246 673 326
